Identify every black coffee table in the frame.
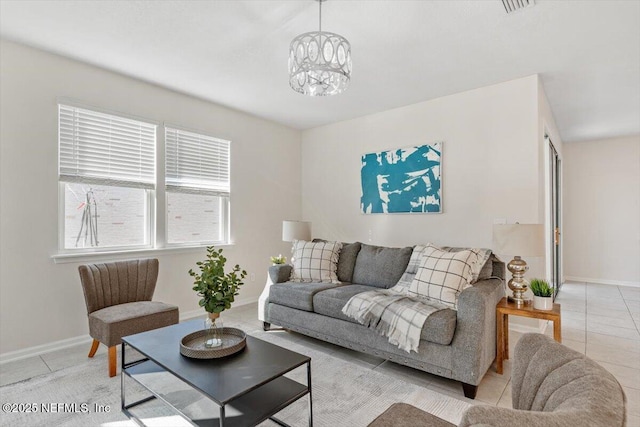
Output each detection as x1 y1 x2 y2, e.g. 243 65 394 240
121 320 312 427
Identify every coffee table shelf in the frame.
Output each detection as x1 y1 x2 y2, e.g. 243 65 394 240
124 359 308 427
121 320 312 427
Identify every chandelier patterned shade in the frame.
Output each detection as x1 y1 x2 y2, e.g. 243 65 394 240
289 0 351 96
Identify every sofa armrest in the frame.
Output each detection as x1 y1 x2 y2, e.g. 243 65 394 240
450 277 505 385
268 264 292 284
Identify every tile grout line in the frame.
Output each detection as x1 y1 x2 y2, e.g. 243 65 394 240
39 355 53 373
583 281 588 347
494 378 511 407
621 287 640 336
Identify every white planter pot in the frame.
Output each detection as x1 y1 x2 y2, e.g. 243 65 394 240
533 296 553 310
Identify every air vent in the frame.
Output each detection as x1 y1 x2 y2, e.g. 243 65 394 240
501 0 535 14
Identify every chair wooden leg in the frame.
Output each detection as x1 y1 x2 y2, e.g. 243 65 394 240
88 339 100 358
108 346 117 377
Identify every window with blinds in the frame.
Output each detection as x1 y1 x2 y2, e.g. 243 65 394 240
58 104 156 250
165 127 230 245
59 104 156 188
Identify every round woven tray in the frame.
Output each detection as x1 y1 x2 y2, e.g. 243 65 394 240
180 327 246 359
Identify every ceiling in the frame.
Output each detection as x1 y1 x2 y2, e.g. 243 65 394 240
1 0 638 142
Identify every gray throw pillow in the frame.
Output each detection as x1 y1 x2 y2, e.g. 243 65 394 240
313 239 362 283
351 243 413 288
478 253 496 280
336 242 362 283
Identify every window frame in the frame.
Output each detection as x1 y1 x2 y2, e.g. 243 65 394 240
54 100 232 258
57 99 159 254
164 124 231 247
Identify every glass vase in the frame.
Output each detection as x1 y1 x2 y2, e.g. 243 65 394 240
204 313 223 348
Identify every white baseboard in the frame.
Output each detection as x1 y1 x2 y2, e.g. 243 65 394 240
565 276 640 288
0 297 259 365
0 334 92 365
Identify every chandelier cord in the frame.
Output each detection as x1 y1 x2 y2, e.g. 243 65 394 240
318 0 322 33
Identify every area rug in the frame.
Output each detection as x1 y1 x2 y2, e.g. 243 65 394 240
0 329 471 427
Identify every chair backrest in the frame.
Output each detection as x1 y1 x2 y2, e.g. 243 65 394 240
79 258 159 314
511 333 626 426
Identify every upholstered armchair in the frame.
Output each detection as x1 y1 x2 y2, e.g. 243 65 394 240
369 333 626 427
79 258 179 377
459 333 626 427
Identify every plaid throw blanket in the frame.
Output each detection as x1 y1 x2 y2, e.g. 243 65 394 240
342 286 447 353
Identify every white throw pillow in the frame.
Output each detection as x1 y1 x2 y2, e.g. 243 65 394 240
441 246 492 284
394 244 431 293
408 244 479 309
290 240 342 283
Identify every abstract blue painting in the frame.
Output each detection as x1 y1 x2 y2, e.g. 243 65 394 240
360 143 442 214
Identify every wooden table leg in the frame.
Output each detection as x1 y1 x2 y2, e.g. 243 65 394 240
553 316 562 343
504 314 509 360
496 310 504 374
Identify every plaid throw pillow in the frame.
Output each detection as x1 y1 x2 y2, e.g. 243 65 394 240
290 240 342 283
408 244 479 309
394 244 431 293
441 246 492 284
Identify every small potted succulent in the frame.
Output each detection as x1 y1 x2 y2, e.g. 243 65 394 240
189 246 247 347
270 254 287 265
530 278 554 310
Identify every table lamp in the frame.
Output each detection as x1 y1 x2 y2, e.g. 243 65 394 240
282 220 311 242
282 220 311 264
492 223 545 305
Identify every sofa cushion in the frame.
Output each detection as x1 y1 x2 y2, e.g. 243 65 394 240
269 282 341 312
409 245 478 309
290 240 342 283
352 244 413 288
313 285 457 345
313 284 375 321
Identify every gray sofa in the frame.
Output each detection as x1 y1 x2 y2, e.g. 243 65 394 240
263 242 505 399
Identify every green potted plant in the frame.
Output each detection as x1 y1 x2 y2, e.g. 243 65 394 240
270 254 287 265
530 278 554 310
189 246 247 347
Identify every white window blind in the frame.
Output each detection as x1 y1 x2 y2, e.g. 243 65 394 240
165 127 230 195
58 104 156 189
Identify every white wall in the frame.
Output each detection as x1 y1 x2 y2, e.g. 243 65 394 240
563 135 640 286
0 40 301 355
300 75 562 331
301 76 544 253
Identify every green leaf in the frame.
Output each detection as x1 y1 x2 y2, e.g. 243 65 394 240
188 245 249 312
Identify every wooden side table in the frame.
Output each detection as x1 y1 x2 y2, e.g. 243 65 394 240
495 297 562 374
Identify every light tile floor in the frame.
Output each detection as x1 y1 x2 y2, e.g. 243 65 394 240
1 281 638 425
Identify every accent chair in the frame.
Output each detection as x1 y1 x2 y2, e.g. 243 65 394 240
79 258 179 377
369 333 626 427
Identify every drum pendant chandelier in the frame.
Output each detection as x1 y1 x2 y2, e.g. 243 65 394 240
289 0 351 96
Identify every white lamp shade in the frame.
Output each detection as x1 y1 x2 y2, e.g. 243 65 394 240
282 220 311 242
492 224 545 257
